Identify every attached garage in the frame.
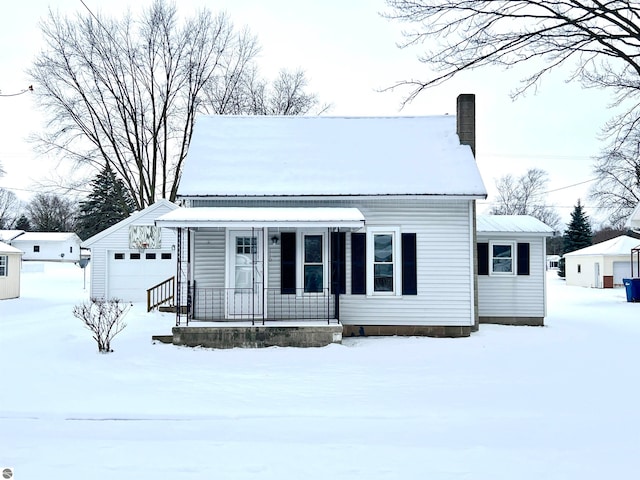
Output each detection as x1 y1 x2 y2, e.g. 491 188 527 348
82 200 178 303
564 235 640 288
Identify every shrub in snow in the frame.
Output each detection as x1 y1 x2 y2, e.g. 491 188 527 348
73 298 131 353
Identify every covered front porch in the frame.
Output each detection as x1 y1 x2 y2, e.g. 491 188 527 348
155 206 365 329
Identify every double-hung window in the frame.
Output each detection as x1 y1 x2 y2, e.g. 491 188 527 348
490 241 515 275
366 228 401 295
0 255 7 276
303 234 324 293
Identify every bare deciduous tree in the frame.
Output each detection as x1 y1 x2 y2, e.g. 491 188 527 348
26 193 77 232
384 2 640 115
490 168 561 230
385 1 640 223
590 130 640 228
30 1 325 209
0 189 20 229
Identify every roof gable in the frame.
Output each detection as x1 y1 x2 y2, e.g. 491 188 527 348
82 199 178 247
179 115 487 198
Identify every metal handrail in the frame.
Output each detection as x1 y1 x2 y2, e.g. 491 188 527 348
147 276 175 312
188 286 335 324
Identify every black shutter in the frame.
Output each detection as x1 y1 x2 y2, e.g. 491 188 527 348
331 232 346 294
477 242 489 275
351 233 366 295
401 233 417 295
517 243 530 276
280 232 296 294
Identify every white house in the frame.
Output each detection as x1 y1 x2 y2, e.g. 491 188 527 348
546 254 560 270
564 235 640 288
476 215 554 326
0 241 23 300
10 232 81 262
156 94 489 337
82 199 178 303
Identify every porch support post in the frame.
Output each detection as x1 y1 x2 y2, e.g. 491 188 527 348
333 227 340 324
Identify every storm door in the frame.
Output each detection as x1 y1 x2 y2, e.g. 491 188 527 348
228 230 264 318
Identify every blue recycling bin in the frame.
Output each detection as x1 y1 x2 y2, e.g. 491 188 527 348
623 278 640 302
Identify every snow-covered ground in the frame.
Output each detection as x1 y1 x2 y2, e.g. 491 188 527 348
1 262 639 479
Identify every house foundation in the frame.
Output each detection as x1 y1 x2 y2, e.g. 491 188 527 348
342 325 471 338
171 323 343 349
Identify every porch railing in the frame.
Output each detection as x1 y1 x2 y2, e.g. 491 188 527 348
189 286 335 324
147 276 175 312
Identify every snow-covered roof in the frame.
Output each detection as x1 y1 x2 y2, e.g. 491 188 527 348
476 215 555 235
12 232 80 243
82 199 177 247
0 230 25 242
0 241 23 254
178 115 487 198
564 235 640 257
156 207 365 229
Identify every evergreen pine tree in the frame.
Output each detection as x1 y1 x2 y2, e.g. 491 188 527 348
558 200 592 278
15 214 31 231
76 165 136 240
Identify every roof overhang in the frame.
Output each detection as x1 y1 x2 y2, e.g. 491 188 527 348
155 207 366 229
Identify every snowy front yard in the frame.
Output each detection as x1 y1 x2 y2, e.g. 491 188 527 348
1 262 639 479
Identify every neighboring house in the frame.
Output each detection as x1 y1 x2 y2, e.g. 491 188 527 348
564 235 640 288
156 94 490 337
546 255 560 270
82 199 178 303
476 215 554 326
0 241 23 300
10 232 81 262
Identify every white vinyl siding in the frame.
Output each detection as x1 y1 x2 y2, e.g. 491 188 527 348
0 252 21 299
189 197 476 327
566 255 633 288
477 236 546 318
193 230 225 288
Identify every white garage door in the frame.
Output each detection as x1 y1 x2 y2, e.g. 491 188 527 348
107 250 175 302
613 261 632 286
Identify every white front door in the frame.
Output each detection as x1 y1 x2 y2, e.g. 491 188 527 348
228 230 264 318
594 262 601 288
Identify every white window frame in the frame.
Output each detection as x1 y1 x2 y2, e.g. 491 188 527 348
296 230 329 295
366 227 401 296
0 255 7 277
489 240 516 276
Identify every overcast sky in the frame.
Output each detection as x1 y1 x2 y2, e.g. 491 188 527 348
0 0 617 226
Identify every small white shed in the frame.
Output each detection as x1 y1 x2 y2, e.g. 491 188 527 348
0 241 23 300
564 235 640 288
10 232 82 262
476 215 554 326
82 199 178 303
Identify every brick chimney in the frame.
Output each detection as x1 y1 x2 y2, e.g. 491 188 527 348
456 94 476 158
